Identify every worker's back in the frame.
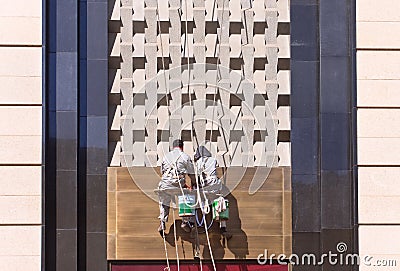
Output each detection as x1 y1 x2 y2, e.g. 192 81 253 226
196 156 218 186
160 148 194 187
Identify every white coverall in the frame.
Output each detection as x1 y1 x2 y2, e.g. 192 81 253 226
158 147 195 222
196 156 221 193
194 146 228 231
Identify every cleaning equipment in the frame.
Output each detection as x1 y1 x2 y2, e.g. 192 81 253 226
178 194 196 217
212 197 229 221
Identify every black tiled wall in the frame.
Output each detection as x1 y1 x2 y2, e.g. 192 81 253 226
79 0 108 270
291 0 357 270
45 0 79 270
44 0 108 270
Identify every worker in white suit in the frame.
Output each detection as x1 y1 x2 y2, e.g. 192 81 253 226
194 146 232 239
157 139 195 236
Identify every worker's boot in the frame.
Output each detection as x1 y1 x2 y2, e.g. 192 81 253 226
194 250 201 261
220 227 232 240
158 221 166 237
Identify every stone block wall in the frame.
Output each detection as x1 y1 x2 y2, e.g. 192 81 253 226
108 0 291 167
0 0 42 270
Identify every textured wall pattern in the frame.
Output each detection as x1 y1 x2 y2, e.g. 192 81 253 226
109 0 290 167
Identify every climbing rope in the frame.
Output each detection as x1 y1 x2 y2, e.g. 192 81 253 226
155 0 172 149
156 2 175 270
156 0 228 270
160 203 171 271
197 1 229 269
209 0 227 153
184 0 226 269
183 0 217 269
172 207 180 271
182 1 205 270
198 174 216 271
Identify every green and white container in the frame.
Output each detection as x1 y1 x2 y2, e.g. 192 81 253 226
178 194 196 217
212 198 229 221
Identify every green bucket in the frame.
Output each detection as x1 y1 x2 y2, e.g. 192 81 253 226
178 194 196 217
212 198 229 221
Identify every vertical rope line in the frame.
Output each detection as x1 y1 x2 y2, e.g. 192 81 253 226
183 2 204 270
156 2 174 270
160 203 171 271
186 1 217 270
172 207 180 271
156 0 171 138
203 2 227 268
209 0 227 151
199 175 217 271
184 0 196 149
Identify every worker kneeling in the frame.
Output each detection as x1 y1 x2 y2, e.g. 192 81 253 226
194 146 232 240
157 139 196 236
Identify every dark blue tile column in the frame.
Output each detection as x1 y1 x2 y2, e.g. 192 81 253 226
79 0 108 270
291 1 322 269
45 0 108 270
319 0 356 266
45 0 79 271
291 0 357 269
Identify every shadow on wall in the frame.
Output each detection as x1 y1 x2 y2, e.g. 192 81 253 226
164 185 249 260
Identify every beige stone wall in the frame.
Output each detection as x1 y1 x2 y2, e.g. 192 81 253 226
357 1 400 270
0 0 42 270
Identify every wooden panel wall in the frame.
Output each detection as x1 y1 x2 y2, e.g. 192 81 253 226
107 167 291 260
